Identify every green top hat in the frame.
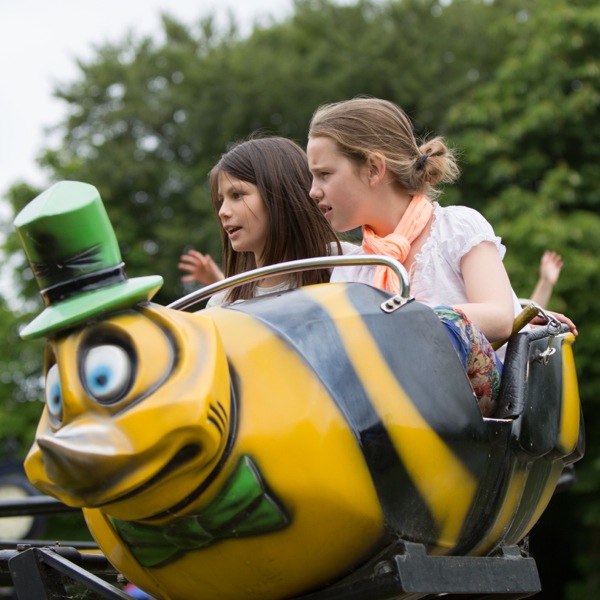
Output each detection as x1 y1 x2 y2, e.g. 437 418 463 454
14 181 163 340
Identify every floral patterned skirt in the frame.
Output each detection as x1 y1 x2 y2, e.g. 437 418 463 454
434 306 502 417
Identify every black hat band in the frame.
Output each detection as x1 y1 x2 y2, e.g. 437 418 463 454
40 263 127 306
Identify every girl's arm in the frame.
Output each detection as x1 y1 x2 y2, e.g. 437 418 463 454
530 250 563 308
453 242 515 342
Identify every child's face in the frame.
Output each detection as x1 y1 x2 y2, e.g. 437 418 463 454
307 136 370 233
217 172 269 264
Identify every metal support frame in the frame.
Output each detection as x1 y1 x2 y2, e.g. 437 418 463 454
6 546 129 600
1 539 542 600
295 542 541 600
1 494 542 599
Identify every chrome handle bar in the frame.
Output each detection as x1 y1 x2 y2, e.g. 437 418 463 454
167 254 411 312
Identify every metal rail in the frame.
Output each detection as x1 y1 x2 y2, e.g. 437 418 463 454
0 495 79 517
167 254 411 311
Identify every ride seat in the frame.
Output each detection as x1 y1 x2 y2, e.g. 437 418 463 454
494 321 583 462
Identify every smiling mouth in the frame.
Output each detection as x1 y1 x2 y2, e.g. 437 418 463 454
225 226 241 235
102 443 202 508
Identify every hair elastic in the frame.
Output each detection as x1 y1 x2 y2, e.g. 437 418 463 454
416 154 429 170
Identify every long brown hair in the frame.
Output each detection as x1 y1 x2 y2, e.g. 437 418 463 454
209 136 341 302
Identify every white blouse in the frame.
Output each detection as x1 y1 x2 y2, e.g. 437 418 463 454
206 279 291 308
331 202 522 317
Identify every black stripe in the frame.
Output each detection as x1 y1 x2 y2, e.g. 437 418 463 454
344 285 490 474
229 285 442 541
41 263 127 305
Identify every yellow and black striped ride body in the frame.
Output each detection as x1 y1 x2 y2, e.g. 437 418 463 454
24 281 583 600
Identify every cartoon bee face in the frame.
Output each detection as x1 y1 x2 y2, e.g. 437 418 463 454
25 304 232 521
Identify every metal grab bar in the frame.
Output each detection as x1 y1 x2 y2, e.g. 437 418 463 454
167 254 411 311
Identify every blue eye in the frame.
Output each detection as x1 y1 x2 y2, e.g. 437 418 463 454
45 364 63 424
84 345 132 403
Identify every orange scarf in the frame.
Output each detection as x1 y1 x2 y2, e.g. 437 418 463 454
362 195 433 293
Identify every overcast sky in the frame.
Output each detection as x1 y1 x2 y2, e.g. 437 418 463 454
0 0 293 202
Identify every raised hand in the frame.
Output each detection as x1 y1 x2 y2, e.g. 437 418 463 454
178 250 224 285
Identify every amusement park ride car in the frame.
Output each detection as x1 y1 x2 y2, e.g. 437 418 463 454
0 182 585 599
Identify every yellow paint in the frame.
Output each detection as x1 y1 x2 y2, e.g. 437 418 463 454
45 303 387 599
26 307 232 519
558 335 581 455
183 305 386 599
304 287 477 548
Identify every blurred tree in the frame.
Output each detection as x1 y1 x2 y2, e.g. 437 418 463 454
3 0 515 305
0 182 46 459
448 1 600 597
0 298 44 459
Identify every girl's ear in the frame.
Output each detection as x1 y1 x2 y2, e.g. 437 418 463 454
366 153 387 187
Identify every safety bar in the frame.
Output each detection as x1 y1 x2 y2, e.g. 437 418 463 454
168 254 411 311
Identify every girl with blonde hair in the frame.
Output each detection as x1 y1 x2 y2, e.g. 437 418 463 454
307 97 519 415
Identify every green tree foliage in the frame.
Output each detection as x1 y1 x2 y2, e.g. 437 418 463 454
1 0 599 596
0 182 49 462
448 2 600 597
3 0 513 305
0 297 44 459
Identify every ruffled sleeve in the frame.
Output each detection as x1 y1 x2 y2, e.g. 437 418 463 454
436 205 505 270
